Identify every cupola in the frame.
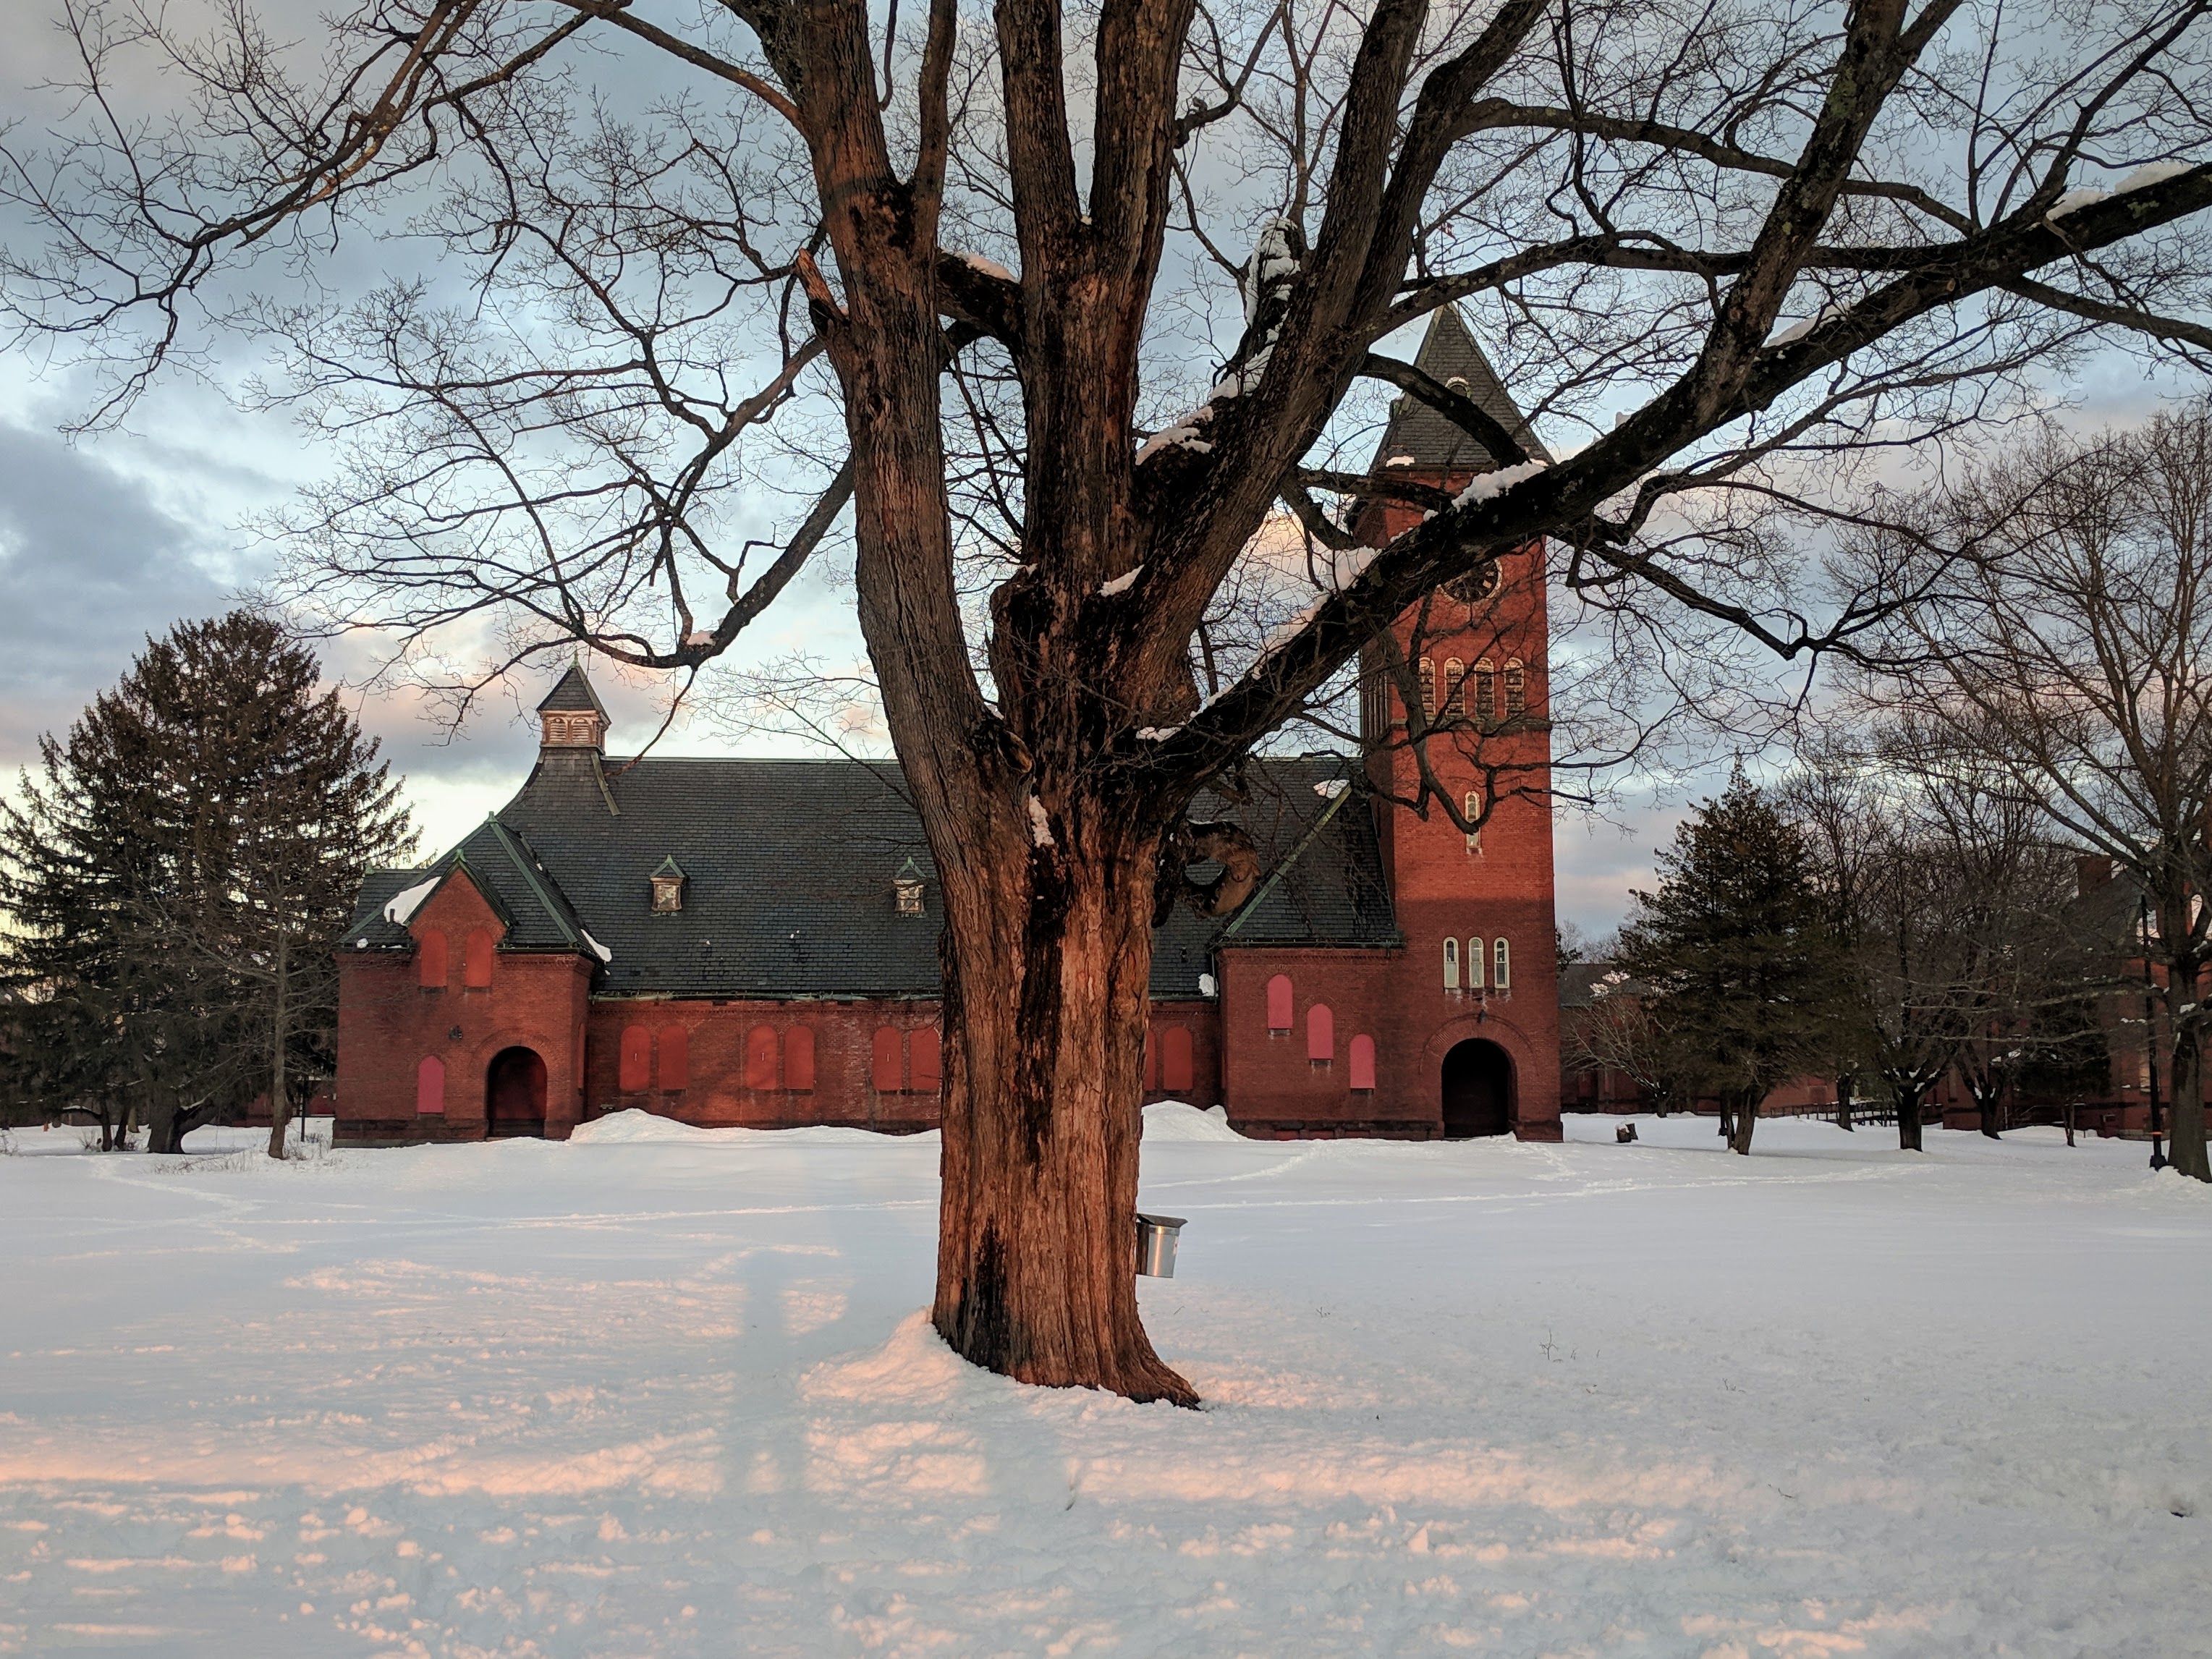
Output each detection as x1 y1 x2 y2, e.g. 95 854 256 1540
650 855 686 914
536 661 610 751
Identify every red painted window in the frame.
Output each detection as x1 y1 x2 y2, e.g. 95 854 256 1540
785 1025 816 1092
1143 1027 1158 1090
572 1020 586 1092
1349 1033 1376 1091
1266 975 1294 1032
745 1025 779 1091
912 1027 942 1091
463 927 494 988
415 1054 446 1114
1307 1003 1334 1063
619 1025 651 1092
417 928 449 988
871 1027 904 1093
659 1025 690 1091
1162 1027 1193 1092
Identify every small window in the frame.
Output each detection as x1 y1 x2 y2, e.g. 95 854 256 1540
894 857 926 917
1472 659 1496 724
1441 657 1466 716
1418 655 1436 721
417 928 449 989
785 1025 817 1092
619 1025 651 1092
1465 788 1483 854
658 1025 690 1091
1466 935 1485 989
1162 1027 1194 1092
1493 935 1512 989
912 1027 942 1091
871 1027 904 1093
745 1025 779 1091
1443 937 1460 990
463 927 494 988
415 1054 446 1115
1307 1003 1334 1064
1266 974 1294 1032
1504 660 1526 717
651 880 682 912
1349 1034 1376 1092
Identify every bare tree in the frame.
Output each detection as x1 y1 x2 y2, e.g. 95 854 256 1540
9 0 2212 1395
1865 409 2212 1180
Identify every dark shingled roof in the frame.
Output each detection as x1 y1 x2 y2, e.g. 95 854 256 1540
344 745 1401 1000
536 661 609 718
1370 305 1548 474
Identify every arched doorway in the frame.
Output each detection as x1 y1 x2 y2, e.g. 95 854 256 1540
1441 1039 1514 1138
486 1046 548 1138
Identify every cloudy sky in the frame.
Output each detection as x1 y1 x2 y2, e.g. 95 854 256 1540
0 4 2199 940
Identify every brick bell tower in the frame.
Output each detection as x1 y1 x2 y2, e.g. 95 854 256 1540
1352 305 1561 1141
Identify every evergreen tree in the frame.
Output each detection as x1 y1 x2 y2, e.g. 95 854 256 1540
0 613 415 1154
1619 773 1852 1155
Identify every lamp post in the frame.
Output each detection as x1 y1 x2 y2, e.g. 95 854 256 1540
2141 896 2169 1171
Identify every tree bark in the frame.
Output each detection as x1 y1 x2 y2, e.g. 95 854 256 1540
1727 1091 1758 1155
265 931 291 1161
1896 1090 1925 1152
2164 967 2208 1179
930 809 1196 1404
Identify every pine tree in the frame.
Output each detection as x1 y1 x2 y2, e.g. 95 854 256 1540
0 613 415 1154
1619 772 1852 1155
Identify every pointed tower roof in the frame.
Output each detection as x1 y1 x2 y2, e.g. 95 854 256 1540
536 660 610 720
1369 305 1548 475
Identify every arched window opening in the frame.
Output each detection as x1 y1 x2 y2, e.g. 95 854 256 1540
572 1020 586 1095
912 1027 942 1091
785 1026 817 1092
1349 1034 1377 1092
1162 1027 1194 1093
618 1025 652 1092
1266 974 1294 1032
1417 655 1436 721
659 1025 690 1091
1472 659 1497 724
1144 1027 1158 1091
417 928 449 989
1467 935 1486 989
1443 937 1461 990
1307 1003 1334 1064
745 1025 779 1091
871 1027 904 1093
1504 660 1527 717
1441 658 1466 716
415 1054 446 1115
462 927 494 988
1465 788 1483 854
1493 936 1512 990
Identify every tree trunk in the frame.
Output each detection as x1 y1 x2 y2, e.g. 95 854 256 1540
266 932 292 1161
145 1090 184 1155
2164 969 2208 1179
930 811 1197 1406
1896 1090 1924 1152
1976 1082 2003 1139
2063 1100 2075 1147
1727 1091 1757 1155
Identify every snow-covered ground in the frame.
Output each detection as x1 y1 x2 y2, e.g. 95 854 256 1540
2 1109 2205 1658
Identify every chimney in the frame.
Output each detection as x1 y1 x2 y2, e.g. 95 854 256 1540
2077 854 2112 897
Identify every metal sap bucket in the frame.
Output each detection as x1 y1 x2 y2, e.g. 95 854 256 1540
1135 1213 1187 1278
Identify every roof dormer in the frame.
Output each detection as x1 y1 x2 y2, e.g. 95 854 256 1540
651 855 686 914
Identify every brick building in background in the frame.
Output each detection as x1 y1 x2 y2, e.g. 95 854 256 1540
332 307 1562 1144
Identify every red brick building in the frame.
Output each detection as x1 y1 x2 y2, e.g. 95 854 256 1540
332 309 1562 1145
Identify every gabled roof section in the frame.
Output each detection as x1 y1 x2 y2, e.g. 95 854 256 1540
339 817 592 958
1370 305 1548 475
537 661 610 719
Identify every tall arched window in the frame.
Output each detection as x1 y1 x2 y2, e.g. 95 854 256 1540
572 1019 586 1093
659 1026 690 1091
1472 659 1496 724
415 1054 446 1114
1349 1034 1377 1092
1306 1003 1334 1064
1466 935 1485 989
619 1025 652 1092
462 927 494 988
871 1027 904 1093
1442 936 1460 990
1465 788 1483 854
1441 657 1466 716
1493 935 1512 989
1143 1027 1158 1091
1417 656 1437 721
1504 659 1527 716
912 1027 942 1091
785 1025 817 1092
745 1025 779 1090
417 928 449 989
1266 974 1294 1032
1162 1027 1194 1092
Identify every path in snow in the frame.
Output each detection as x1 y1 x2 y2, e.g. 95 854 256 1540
1 1112 2205 1658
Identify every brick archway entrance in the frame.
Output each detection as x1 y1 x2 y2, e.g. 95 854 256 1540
1441 1038 1514 1138
486 1046 548 1139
